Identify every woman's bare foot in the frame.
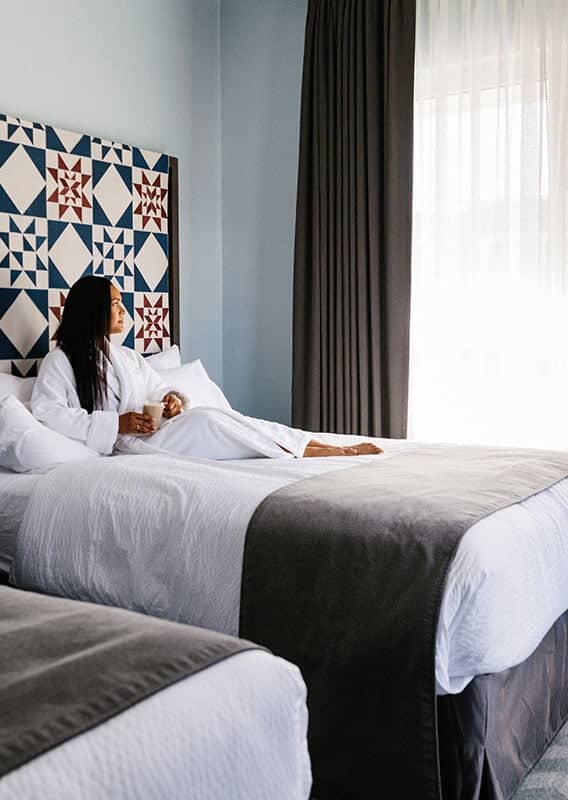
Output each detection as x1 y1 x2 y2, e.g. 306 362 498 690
303 440 383 457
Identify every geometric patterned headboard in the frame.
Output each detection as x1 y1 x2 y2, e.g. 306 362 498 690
0 112 179 377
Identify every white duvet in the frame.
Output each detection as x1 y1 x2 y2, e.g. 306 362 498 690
14 436 568 695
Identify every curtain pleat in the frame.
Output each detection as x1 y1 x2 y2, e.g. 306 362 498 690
292 0 416 437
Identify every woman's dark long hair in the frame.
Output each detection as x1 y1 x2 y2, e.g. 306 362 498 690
56 276 111 412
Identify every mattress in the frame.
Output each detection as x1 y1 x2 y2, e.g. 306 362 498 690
12 436 568 694
0 649 311 800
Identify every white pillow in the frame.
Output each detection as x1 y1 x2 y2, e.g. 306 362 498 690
144 345 182 370
157 360 232 411
0 395 100 473
0 373 35 403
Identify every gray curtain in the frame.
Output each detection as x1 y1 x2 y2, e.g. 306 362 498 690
292 0 416 437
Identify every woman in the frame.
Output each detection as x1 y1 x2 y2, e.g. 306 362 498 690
32 276 382 459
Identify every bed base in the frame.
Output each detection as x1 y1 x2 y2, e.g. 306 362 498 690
438 608 568 800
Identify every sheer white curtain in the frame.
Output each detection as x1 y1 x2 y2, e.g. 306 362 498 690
409 0 568 448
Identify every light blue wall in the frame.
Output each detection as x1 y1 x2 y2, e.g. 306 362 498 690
0 0 308 409
0 0 223 382
221 0 307 423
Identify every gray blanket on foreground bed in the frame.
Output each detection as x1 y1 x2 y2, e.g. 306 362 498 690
0 587 258 778
240 444 568 800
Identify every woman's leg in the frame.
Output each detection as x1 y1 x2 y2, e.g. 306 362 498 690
126 410 383 461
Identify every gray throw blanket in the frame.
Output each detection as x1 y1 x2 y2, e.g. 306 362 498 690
239 444 568 800
0 587 259 778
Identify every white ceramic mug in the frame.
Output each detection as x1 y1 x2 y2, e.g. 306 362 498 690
143 401 164 428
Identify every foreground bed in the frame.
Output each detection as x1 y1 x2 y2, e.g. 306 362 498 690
7 438 568 799
0 586 311 800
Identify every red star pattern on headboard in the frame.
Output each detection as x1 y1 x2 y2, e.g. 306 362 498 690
47 154 92 223
135 294 170 352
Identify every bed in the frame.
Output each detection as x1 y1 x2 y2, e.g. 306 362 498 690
3 437 568 799
0 584 311 800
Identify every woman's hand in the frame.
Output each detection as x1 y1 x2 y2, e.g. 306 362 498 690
118 412 157 435
162 393 183 419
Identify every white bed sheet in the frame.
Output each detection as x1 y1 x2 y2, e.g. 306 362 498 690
0 649 311 800
13 437 568 695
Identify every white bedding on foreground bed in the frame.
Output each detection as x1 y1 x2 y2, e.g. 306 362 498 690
0 649 311 800
11 435 568 695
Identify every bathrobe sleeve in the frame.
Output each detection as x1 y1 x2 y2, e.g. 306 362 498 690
31 350 118 455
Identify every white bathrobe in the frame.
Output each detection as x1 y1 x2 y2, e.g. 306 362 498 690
31 344 311 460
